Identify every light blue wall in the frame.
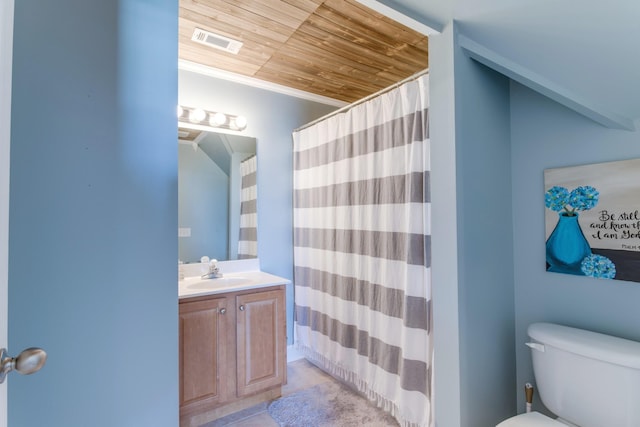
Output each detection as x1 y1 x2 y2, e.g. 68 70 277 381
453 31 516 427
429 24 516 427
429 24 515 427
510 81 640 412
9 0 178 425
428 24 462 427
179 70 337 344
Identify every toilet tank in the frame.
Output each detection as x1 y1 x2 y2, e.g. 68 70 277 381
528 322 640 427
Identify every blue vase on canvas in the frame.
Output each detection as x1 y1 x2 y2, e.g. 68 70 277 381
546 213 591 275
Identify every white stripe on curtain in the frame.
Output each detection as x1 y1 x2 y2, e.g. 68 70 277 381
293 142 430 189
294 248 430 297
294 204 431 234
293 73 432 427
237 155 257 259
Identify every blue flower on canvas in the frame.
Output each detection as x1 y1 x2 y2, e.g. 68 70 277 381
545 186 570 212
580 254 616 279
569 186 599 211
545 185 599 216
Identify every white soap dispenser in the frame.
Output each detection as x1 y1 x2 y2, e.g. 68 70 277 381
199 256 210 276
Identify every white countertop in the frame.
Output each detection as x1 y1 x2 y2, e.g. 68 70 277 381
178 270 291 300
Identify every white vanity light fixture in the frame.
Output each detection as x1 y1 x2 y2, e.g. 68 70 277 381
177 105 248 132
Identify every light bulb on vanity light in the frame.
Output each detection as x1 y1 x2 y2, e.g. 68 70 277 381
189 108 206 123
234 115 247 130
210 112 227 127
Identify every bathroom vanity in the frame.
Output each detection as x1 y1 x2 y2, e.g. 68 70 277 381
178 262 289 427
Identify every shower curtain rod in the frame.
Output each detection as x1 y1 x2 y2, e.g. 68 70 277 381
294 68 429 132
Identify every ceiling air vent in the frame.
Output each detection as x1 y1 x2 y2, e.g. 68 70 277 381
192 28 243 54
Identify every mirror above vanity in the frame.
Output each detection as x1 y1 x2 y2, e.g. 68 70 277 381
178 127 257 263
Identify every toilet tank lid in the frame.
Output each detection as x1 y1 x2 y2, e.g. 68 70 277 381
528 323 640 369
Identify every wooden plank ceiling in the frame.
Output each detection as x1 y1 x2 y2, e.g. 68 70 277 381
179 0 429 104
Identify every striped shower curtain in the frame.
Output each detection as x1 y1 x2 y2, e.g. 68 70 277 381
237 155 257 259
293 73 432 427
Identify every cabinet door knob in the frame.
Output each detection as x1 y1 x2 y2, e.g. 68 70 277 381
219 308 227 315
238 305 245 311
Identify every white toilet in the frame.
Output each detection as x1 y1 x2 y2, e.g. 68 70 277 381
498 322 640 427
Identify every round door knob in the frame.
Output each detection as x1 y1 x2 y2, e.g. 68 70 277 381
14 347 47 375
239 305 245 311
0 347 47 384
219 308 227 315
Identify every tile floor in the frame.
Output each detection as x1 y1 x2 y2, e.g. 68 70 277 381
202 358 347 427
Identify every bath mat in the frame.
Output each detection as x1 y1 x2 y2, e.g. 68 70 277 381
268 381 398 427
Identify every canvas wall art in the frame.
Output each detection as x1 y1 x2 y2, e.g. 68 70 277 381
544 158 640 283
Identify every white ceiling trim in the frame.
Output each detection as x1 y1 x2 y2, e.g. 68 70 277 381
178 60 348 108
354 0 441 35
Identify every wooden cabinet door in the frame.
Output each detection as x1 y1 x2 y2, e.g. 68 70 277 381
179 297 228 410
236 289 285 397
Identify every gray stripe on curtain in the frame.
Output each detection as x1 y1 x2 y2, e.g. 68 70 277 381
241 171 257 188
295 305 430 396
238 227 257 241
294 109 429 170
294 172 430 208
294 228 431 267
295 266 430 330
240 199 257 214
